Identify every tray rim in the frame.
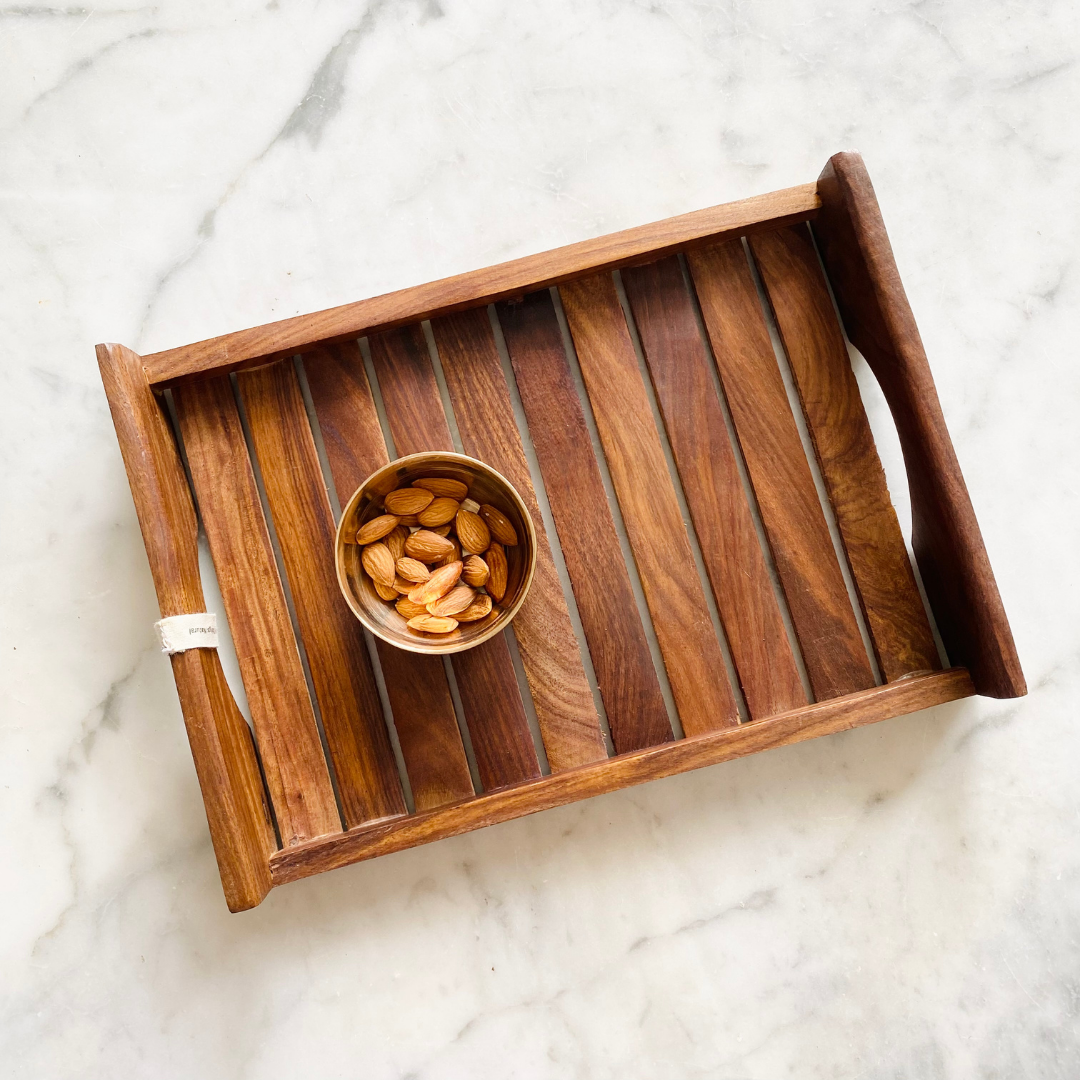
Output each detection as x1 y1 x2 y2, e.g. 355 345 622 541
96 150 1024 911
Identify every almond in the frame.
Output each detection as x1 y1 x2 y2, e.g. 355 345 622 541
395 557 430 583
356 513 400 545
393 576 415 593
432 524 453 537
408 561 462 606
418 497 459 527
455 509 490 554
407 614 459 635
427 585 475 618
374 580 399 601
460 497 481 515
436 537 462 568
384 487 434 515
413 476 468 501
395 597 429 619
397 514 421 527
461 554 489 588
361 542 396 587
486 543 508 601
405 529 455 563
457 593 493 622
479 504 518 546
384 525 408 562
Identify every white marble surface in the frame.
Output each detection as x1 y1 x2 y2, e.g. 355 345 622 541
2 1 1078 1076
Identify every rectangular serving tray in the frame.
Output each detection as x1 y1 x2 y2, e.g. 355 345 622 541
98 152 1025 911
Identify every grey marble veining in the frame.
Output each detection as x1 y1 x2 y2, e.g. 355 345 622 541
1 1 1078 1076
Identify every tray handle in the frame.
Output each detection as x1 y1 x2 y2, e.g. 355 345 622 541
97 343 277 908
812 152 1025 698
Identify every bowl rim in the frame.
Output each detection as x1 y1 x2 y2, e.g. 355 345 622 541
334 451 537 655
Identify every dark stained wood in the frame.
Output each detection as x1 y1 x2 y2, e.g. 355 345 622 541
144 184 822 384
368 326 541 788
430 308 608 769
749 224 940 681
497 291 673 753
236 361 407 825
173 377 341 845
559 273 739 736
813 152 1025 698
302 342 475 811
686 241 877 700
271 667 976 884
96 343 275 911
622 257 807 719
100 153 1023 911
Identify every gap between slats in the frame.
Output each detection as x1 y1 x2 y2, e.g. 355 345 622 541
546 288 685 741
293 355 418 814
422 319 552 774
740 238 884 686
611 268 750 724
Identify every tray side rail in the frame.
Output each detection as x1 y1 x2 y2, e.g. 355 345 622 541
96 343 276 912
812 151 1025 698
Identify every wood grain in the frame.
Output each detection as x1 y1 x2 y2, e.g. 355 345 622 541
173 377 342 844
559 273 739 736
749 224 940 680
686 241 877 700
430 308 607 770
96 343 275 911
144 184 822 385
236 361 407 825
813 152 1025 698
368 326 541 788
271 668 975 885
497 291 673 753
622 257 807 719
302 342 475 811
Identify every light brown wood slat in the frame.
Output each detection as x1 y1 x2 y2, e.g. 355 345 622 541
430 309 607 770
173 376 341 845
302 342 475 811
367 326 541 789
558 274 739 736
749 225 941 680
236 361 407 826
98 343 275 911
271 667 976 885
686 241 877 700
497 292 673 754
144 184 821 384
621 257 807 719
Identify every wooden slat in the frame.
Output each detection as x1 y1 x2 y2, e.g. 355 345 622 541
622 257 807 718
430 308 607 770
814 151 1024 698
497 292 673 753
368 326 541 789
173 377 341 844
236 361 407 825
749 225 940 680
686 241 876 700
97 343 275 911
271 668 976 886
302 342 475 811
144 184 822 384
559 274 739 736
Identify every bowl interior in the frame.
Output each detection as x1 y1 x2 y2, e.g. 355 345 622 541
335 452 536 655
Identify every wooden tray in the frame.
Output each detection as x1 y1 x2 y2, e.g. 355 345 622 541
98 152 1025 912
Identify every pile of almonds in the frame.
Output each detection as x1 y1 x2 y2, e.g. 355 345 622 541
354 476 519 636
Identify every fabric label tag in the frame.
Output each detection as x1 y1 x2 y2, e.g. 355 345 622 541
155 612 219 655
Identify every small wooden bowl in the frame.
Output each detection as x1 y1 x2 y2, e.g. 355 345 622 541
335 452 537 655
